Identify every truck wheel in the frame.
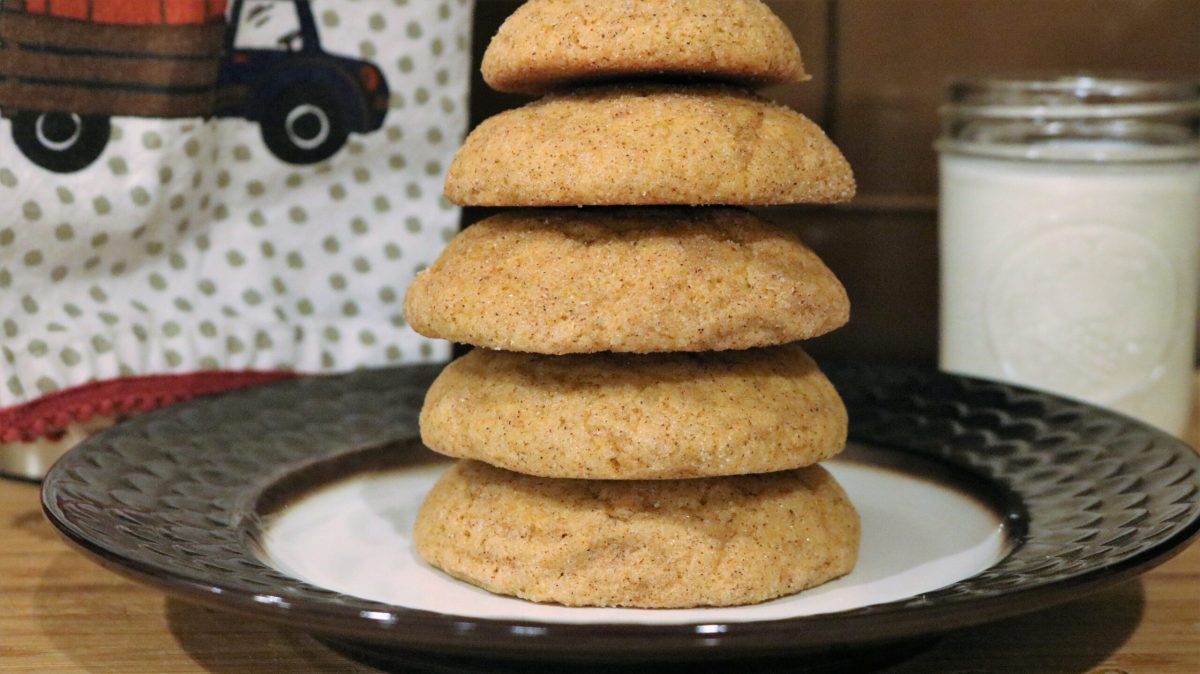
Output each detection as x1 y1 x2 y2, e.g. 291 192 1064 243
260 87 349 164
11 111 110 173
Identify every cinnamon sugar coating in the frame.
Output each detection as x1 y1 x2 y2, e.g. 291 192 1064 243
482 0 807 95
444 86 856 207
420 344 847 479
404 208 849 353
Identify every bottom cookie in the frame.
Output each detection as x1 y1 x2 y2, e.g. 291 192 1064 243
413 461 859 608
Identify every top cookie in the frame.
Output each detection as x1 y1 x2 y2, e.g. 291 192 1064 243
481 0 807 95
445 85 856 207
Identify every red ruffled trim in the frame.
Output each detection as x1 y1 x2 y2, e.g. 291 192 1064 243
0 371 299 443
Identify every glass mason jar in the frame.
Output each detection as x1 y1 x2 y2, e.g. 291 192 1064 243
937 76 1200 435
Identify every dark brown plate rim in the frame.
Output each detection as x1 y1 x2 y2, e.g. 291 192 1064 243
40 362 1200 662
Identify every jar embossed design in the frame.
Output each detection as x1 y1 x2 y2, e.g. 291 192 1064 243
938 76 1200 434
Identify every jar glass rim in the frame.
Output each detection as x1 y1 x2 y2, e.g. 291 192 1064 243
950 74 1195 104
944 74 1200 118
939 75 1200 161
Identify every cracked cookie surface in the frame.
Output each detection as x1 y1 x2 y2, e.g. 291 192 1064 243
413 460 860 608
405 208 849 354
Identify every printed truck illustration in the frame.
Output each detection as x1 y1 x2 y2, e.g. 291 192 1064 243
0 0 390 172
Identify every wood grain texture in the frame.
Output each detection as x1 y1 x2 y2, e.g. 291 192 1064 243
1 377 1198 672
0 483 380 673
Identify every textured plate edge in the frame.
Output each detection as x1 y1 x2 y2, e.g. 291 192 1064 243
36 364 1200 660
39 491 1200 661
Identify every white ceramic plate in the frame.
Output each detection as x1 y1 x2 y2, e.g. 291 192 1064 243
262 443 1011 625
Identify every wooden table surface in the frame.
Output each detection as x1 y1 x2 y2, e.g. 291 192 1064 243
2 394 1198 673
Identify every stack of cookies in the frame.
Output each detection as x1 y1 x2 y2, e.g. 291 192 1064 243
406 0 860 609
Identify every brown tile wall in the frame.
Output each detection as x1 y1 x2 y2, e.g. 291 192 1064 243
469 1 1200 363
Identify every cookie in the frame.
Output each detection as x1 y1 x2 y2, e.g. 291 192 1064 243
413 460 859 608
444 86 856 207
481 0 807 95
420 344 847 479
405 208 849 354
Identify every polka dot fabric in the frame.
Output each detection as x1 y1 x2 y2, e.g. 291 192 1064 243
0 0 473 410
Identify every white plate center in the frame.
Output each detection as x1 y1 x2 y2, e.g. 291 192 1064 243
259 443 1012 625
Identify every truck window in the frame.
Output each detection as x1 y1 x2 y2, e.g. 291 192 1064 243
234 0 304 51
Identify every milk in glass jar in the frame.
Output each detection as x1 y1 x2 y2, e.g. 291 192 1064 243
938 77 1200 434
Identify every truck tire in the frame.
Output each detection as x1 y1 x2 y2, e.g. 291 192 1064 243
11 111 110 173
260 86 349 164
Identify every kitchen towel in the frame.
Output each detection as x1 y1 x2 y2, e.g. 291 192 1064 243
0 0 473 441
